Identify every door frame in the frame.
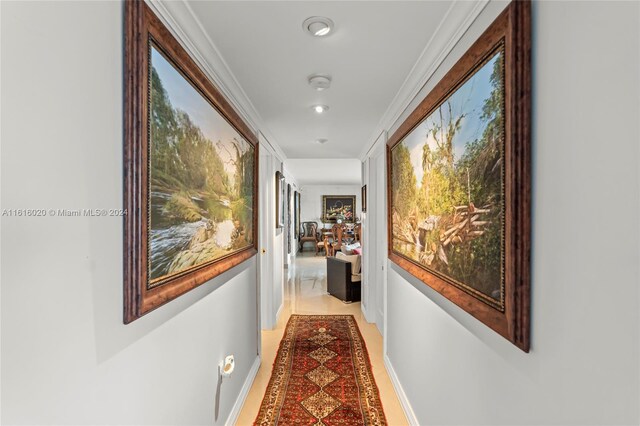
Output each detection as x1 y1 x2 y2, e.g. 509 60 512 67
372 133 387 336
258 133 283 330
361 131 387 337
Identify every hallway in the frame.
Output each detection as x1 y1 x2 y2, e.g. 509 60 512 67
2 1 639 424
237 252 407 425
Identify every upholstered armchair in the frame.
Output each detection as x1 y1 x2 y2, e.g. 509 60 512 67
299 221 319 252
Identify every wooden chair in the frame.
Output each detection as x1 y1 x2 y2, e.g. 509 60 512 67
330 223 344 254
299 221 319 252
354 223 362 243
323 235 331 257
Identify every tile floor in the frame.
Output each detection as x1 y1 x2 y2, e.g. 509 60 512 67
235 252 408 425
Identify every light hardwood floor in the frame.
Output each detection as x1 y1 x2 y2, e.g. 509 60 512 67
235 251 408 425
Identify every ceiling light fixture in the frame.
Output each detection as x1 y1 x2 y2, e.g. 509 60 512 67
302 17 334 37
312 105 329 114
308 74 332 91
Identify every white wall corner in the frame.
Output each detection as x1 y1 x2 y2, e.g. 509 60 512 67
144 0 287 161
361 301 376 324
384 354 419 426
225 355 261 426
358 0 489 161
382 258 389 358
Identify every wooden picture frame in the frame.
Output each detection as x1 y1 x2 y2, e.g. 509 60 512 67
387 1 530 351
124 1 259 323
361 185 367 213
294 191 301 238
275 171 285 228
287 184 292 254
322 195 356 223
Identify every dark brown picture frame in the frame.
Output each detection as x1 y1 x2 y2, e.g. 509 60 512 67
294 191 301 238
361 185 367 213
124 1 259 323
287 184 292 254
275 171 285 228
386 1 530 351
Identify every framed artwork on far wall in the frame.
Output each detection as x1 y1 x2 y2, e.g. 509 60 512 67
387 1 531 351
275 171 285 228
123 0 258 323
294 191 301 238
287 184 292 254
322 195 356 223
361 185 367 213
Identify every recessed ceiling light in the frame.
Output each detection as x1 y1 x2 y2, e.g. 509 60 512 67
312 105 329 114
302 17 334 37
315 138 328 144
308 74 332 91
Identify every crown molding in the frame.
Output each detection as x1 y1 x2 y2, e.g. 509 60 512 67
144 0 288 161
259 131 286 163
358 0 489 161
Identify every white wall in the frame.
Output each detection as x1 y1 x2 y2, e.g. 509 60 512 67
384 1 640 424
300 185 362 231
1 2 259 424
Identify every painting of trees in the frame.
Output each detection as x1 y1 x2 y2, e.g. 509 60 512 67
148 45 255 285
383 0 531 351
124 2 265 323
390 48 505 306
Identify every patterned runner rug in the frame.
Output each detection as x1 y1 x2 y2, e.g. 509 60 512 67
255 315 387 425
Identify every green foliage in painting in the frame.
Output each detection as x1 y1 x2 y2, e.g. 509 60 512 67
148 48 254 283
391 49 504 303
150 67 233 198
391 143 416 218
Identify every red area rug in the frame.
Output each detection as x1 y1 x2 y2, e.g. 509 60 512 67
255 315 387 425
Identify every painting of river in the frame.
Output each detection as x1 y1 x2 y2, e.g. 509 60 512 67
390 47 505 308
148 44 254 287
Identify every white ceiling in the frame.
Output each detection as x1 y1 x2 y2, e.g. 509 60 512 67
187 1 452 159
286 159 362 186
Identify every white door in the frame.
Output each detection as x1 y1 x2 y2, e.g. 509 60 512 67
374 150 386 335
363 157 378 324
258 142 275 330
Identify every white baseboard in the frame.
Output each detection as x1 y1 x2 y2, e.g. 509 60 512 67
225 355 261 426
383 354 419 426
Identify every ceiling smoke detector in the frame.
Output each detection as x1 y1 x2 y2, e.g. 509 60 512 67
308 74 332 91
315 138 328 144
302 17 334 37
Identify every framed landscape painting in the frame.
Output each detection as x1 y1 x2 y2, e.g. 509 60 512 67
322 195 356 223
124 1 258 322
387 1 530 351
